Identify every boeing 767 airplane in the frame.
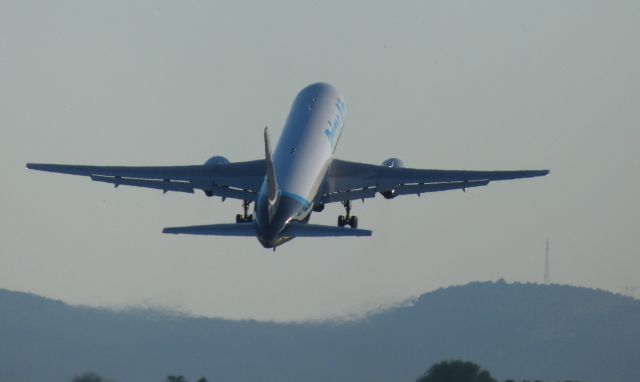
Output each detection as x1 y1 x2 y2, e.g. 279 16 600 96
27 83 548 249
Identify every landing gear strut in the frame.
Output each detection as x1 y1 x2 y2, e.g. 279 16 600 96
236 200 253 223
337 200 358 228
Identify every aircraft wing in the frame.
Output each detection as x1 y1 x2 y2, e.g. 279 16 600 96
26 160 266 201
320 159 549 203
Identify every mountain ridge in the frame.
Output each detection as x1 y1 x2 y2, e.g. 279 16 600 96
1 281 638 382
6 280 635 323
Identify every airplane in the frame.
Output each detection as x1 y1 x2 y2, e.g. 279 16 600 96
27 83 549 249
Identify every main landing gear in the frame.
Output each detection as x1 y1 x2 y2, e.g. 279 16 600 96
236 200 253 223
337 200 358 228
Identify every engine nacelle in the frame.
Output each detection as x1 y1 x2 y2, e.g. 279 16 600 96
380 158 404 199
204 156 230 166
381 157 405 168
381 189 397 199
204 156 230 196
312 202 325 212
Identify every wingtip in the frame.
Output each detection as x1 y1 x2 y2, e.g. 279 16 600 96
26 163 47 171
530 169 550 177
26 163 48 171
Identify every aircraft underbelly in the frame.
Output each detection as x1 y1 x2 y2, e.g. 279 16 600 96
273 83 345 205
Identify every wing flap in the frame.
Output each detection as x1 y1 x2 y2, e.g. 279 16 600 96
91 175 195 193
320 179 490 203
393 179 490 196
321 188 377 204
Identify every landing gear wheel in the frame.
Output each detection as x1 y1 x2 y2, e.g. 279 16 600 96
338 200 360 228
236 200 253 223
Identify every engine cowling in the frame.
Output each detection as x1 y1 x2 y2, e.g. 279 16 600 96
381 189 397 199
203 156 230 196
380 158 405 199
204 156 230 166
312 202 325 212
381 157 405 168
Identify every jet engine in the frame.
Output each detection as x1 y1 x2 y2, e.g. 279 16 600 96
204 156 230 166
381 157 405 168
203 156 230 196
380 158 405 199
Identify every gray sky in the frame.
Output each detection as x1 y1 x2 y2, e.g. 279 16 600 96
1 1 639 321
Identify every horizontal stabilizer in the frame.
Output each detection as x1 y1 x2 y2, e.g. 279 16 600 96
283 222 372 237
163 223 256 236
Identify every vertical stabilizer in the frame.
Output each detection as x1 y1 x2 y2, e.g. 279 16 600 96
264 127 279 217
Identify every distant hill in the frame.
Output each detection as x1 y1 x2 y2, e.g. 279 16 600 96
1 281 638 382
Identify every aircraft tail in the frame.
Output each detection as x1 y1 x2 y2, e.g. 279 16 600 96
264 127 279 220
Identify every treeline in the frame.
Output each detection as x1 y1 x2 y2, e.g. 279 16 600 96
415 360 580 382
72 373 208 382
72 360 581 382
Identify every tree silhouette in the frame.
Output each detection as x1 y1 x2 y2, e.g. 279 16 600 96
416 360 497 382
71 372 111 382
164 375 209 382
165 376 188 382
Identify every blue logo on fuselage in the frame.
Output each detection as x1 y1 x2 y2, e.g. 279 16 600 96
325 99 346 150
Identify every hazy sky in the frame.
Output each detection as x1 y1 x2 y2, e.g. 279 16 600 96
1 1 639 321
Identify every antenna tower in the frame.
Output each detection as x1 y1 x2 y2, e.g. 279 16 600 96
544 238 550 284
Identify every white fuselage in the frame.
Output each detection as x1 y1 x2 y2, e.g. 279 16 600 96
254 83 346 247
